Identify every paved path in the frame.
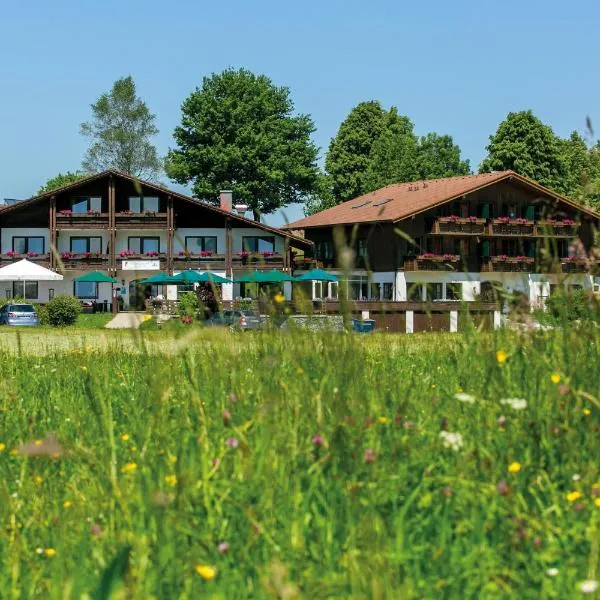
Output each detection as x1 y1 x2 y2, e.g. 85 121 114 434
104 312 148 329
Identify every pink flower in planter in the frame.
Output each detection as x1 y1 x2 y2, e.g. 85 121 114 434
200 250 213 257
144 251 159 257
58 209 72 216
420 252 436 259
562 218 575 226
515 255 530 262
237 251 250 258
496 216 510 224
495 255 509 261
515 218 529 225
6 250 18 257
260 250 275 257
27 251 39 258
119 250 135 258
60 251 75 259
442 253 458 261
87 209 101 215
468 215 478 222
448 214 459 222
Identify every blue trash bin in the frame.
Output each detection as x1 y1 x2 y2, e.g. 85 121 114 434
352 319 376 333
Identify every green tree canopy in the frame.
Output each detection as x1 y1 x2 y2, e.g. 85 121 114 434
80 76 162 180
324 101 391 203
166 68 319 219
479 110 566 191
417 133 471 179
37 171 87 195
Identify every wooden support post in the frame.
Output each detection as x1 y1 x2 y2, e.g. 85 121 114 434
49 196 56 270
225 218 233 278
108 175 116 274
167 196 174 274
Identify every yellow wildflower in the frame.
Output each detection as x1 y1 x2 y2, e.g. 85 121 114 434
583 408 591 416
121 462 137 474
164 475 178 487
168 455 177 464
595 498 600 508
63 500 72 509
34 439 42 446
550 373 561 384
567 490 583 503
378 416 389 425
496 350 507 365
44 548 56 557
0 442 5 452
274 292 285 304
81 366 88 372
508 462 521 474
195 564 217 581
120 433 130 442
34 475 43 485
10 449 18 457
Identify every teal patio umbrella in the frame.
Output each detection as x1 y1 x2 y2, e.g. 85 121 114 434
139 272 173 285
167 270 232 285
293 268 339 282
235 270 295 283
73 271 118 284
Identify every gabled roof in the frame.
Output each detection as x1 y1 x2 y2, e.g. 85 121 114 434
285 170 600 229
0 169 311 247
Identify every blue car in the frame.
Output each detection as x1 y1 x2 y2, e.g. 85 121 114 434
0 303 40 326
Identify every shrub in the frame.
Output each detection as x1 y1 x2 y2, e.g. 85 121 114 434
546 289 599 322
177 291 200 319
46 295 81 326
36 304 49 326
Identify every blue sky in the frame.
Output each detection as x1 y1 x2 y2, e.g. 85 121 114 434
1 0 599 226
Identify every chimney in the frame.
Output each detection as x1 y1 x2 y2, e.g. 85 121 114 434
220 190 233 212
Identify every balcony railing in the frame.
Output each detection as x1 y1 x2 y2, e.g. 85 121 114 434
173 253 227 271
404 254 462 272
58 254 110 270
0 253 50 267
56 212 109 229
430 216 486 235
536 220 579 237
561 257 592 273
481 256 535 272
115 212 168 229
293 257 324 270
489 218 535 236
232 252 285 270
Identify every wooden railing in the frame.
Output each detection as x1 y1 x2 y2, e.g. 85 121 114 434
232 253 286 270
58 254 110 270
173 253 227 271
404 255 462 272
0 253 51 267
481 256 535 272
56 213 109 229
115 212 168 229
430 217 486 235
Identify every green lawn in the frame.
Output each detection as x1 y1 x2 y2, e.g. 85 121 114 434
0 326 597 598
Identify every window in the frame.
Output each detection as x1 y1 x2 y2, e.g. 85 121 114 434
426 283 444 301
408 284 423 302
70 237 102 254
369 283 381 300
185 236 218 253
446 283 462 301
74 281 98 299
314 240 333 260
348 278 368 300
328 281 339 300
128 237 160 254
357 239 368 259
382 282 394 300
71 196 102 214
129 196 160 213
12 281 38 300
12 236 45 254
242 236 275 253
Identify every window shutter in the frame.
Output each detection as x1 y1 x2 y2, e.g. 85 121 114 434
482 240 490 258
481 203 490 219
525 205 535 220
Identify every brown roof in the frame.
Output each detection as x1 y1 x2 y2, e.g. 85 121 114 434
1 169 311 247
285 170 600 229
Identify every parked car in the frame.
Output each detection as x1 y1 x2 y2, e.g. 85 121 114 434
207 310 262 331
0 303 40 326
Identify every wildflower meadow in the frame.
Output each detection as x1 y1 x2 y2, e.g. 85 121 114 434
0 325 598 598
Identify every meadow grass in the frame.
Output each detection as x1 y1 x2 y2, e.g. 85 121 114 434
0 325 598 598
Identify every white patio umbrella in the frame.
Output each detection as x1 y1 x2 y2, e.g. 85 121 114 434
0 259 63 281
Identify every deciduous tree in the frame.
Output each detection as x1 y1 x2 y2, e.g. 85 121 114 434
37 171 87 194
166 68 319 220
81 76 162 180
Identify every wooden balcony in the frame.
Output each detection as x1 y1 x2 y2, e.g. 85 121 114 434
56 213 109 229
173 253 227 271
430 217 486 235
232 253 286 270
293 257 324 270
404 254 462 272
561 258 591 273
115 212 168 229
0 253 50 268
536 221 579 237
489 219 535 236
57 254 110 270
481 256 535 272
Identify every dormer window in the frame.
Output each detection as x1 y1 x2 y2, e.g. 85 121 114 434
129 196 159 213
71 196 102 214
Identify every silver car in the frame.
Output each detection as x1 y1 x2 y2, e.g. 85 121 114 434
0 303 40 326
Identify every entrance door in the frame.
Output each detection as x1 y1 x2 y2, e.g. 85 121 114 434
128 280 155 311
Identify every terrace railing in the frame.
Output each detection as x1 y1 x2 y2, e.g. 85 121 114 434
55 212 109 229
115 212 168 229
404 254 462 272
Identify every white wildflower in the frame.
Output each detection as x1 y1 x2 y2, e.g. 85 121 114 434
546 567 559 577
454 393 476 404
579 580 598 594
572 474 581 481
439 431 464 451
499 398 527 410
